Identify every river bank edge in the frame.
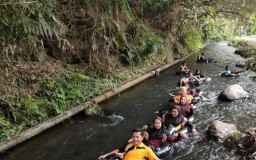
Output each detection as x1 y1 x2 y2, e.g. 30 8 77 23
0 51 199 154
230 36 256 73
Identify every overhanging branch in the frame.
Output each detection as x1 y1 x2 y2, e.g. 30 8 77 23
195 0 215 19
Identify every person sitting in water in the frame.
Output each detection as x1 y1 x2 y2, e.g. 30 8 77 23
162 105 189 138
143 116 186 150
179 61 190 72
179 95 198 135
173 86 193 104
179 71 201 87
194 69 208 80
186 78 208 102
197 53 217 63
98 128 160 160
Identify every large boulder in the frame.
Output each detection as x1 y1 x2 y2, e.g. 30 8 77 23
207 120 240 141
218 84 249 101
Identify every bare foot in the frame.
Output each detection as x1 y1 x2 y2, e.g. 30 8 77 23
192 128 198 135
180 132 189 139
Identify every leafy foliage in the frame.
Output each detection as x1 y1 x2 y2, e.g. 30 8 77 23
0 0 66 64
181 24 202 51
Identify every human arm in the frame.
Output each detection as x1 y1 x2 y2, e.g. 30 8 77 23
143 124 149 130
144 131 149 141
98 149 120 160
184 66 190 71
181 117 187 128
179 132 189 139
161 134 167 142
162 115 166 126
192 76 201 83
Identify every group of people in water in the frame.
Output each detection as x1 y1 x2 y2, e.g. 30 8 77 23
99 52 249 160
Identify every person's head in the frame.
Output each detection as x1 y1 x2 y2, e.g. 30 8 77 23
132 128 144 146
201 53 204 56
182 61 186 66
180 96 188 105
225 65 230 70
195 69 201 75
179 86 187 94
153 117 163 129
188 71 193 77
170 105 181 117
189 77 194 83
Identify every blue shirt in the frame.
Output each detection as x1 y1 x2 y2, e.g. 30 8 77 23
225 70 231 75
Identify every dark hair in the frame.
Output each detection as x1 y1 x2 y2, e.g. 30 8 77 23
195 69 201 74
170 105 181 115
182 61 186 65
201 53 204 55
225 65 230 70
153 116 163 123
132 128 144 136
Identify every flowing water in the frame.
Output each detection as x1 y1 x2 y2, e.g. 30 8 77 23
1 42 256 160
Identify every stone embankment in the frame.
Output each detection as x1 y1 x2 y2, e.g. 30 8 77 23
232 36 256 73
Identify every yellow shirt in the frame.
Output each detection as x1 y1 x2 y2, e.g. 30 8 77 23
121 143 157 160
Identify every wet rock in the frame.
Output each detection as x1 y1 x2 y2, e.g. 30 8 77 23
218 84 249 101
84 104 103 116
235 63 247 68
237 128 256 158
223 131 243 149
207 120 239 141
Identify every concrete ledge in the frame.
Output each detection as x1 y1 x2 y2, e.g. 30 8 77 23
0 55 190 153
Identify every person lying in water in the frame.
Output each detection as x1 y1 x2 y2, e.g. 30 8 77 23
143 116 187 150
197 53 217 63
220 65 249 76
98 128 160 160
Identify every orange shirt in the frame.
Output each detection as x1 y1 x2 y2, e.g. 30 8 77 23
173 94 193 104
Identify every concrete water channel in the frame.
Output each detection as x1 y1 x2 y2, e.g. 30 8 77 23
1 42 256 160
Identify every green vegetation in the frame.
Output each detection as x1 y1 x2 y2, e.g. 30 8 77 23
230 39 256 71
0 73 118 140
0 0 256 147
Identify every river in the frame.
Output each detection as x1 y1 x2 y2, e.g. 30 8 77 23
1 42 256 160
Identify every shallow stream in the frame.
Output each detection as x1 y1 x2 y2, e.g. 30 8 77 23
1 42 256 160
